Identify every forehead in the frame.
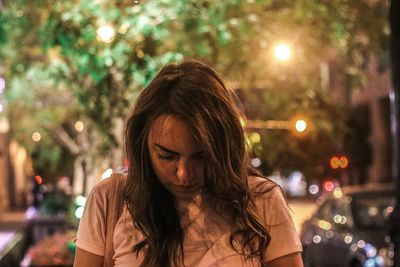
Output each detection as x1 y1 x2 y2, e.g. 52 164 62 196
148 115 201 150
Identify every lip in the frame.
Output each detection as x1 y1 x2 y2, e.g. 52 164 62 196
173 184 199 190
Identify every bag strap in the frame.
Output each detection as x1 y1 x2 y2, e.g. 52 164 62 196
103 170 126 267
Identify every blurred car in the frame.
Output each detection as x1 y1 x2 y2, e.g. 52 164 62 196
300 184 396 267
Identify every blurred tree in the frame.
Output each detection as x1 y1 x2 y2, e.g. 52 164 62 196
241 87 350 180
0 0 389 190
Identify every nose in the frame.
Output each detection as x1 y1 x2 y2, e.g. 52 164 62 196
176 158 192 185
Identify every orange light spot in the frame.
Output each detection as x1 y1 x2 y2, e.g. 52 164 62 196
330 156 340 169
339 156 349 168
34 175 43 185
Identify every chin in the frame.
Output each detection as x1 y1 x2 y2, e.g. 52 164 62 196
170 187 201 199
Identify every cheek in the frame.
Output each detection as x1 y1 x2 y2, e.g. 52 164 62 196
151 158 176 182
193 162 205 178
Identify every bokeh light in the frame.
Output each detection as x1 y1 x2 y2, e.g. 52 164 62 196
323 181 335 192
274 43 291 61
344 234 353 244
74 195 87 207
358 240 366 248
312 235 322 244
309 184 319 195
75 121 84 132
295 119 307 133
32 132 42 142
0 77 5 93
251 157 262 168
101 168 113 180
34 175 43 185
339 156 349 168
75 206 84 219
333 187 343 198
249 132 261 143
96 24 116 43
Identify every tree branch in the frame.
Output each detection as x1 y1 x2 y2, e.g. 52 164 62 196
53 127 81 155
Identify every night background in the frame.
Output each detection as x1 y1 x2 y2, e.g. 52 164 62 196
0 0 399 266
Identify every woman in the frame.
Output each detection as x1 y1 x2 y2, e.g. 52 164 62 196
74 60 303 267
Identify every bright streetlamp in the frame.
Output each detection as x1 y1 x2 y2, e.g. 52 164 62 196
294 119 307 133
274 43 292 61
96 24 116 43
246 118 309 134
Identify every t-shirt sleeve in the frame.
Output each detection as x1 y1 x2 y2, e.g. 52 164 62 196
256 186 302 262
75 182 108 256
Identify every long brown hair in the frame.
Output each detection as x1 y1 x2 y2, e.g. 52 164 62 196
124 59 271 266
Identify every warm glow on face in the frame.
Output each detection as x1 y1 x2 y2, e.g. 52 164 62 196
274 43 292 61
147 115 205 199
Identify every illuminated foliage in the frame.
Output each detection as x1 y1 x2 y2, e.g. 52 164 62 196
0 0 389 180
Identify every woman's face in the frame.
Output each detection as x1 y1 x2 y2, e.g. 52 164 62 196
147 115 205 199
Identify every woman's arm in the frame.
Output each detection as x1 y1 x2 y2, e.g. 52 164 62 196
265 252 303 267
73 247 104 267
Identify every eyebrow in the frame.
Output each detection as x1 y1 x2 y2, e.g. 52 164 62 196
154 143 203 155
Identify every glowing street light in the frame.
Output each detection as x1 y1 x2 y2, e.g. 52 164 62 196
96 24 116 43
294 119 307 133
329 155 349 169
246 117 310 137
274 43 292 61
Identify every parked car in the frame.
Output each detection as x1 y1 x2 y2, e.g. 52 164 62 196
300 184 395 267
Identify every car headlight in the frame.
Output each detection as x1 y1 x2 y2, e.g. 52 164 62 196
380 246 395 267
364 247 393 267
374 247 393 267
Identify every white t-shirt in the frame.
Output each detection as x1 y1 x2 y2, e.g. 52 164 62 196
75 175 302 266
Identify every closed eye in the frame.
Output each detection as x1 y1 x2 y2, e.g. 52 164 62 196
157 153 176 160
154 144 179 160
154 143 204 161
